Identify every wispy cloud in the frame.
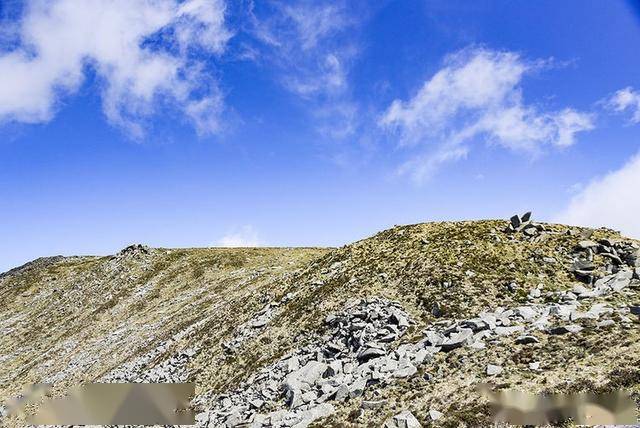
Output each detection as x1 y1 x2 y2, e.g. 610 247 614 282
247 0 363 138
216 225 263 247
555 151 640 238
0 0 232 137
606 86 640 123
379 48 595 183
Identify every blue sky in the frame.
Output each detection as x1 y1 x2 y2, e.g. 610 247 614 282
1 0 640 272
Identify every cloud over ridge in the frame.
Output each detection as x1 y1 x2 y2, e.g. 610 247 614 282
555 151 640 239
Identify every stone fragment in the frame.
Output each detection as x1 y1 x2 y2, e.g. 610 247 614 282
470 340 486 350
548 324 583 335
579 229 594 239
333 384 349 402
429 409 443 421
431 303 442 317
479 312 497 329
494 325 524 336
325 360 343 377
578 240 599 249
393 363 417 378
630 305 640 316
301 390 318 404
521 211 532 222
529 361 541 370
250 318 268 328
461 318 489 332
249 398 264 409
602 253 623 265
348 377 367 398
528 288 541 299
423 330 444 346
510 215 521 229
515 306 537 320
611 269 633 292
285 356 300 373
440 328 473 351
390 312 410 328
515 335 539 345
572 284 590 295
572 259 596 271
225 410 244 427
286 388 304 409
384 410 422 428
597 319 615 328
361 399 387 410
292 403 335 428
358 347 386 362
486 364 503 376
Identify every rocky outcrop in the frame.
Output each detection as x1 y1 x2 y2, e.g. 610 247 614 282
195 298 415 427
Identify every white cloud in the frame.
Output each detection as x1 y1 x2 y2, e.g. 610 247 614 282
380 48 595 182
278 2 348 52
250 1 354 97
0 0 232 137
607 86 640 123
216 225 263 247
555 152 640 239
248 0 360 138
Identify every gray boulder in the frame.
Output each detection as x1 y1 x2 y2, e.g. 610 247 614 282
510 215 522 229
384 410 422 428
515 335 539 345
440 328 473 351
548 324 583 335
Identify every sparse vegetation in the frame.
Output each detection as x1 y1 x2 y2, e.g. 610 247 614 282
1 220 639 427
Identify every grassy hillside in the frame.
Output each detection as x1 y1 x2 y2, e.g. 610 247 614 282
1 219 639 427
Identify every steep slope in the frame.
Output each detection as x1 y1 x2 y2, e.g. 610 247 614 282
1 218 639 427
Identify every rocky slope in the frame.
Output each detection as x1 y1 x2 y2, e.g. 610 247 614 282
1 215 639 427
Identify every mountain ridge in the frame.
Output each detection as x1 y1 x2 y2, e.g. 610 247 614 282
1 217 639 427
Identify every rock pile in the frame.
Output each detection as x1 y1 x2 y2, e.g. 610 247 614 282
196 298 415 427
504 212 548 242
101 319 207 383
115 244 150 258
571 237 640 284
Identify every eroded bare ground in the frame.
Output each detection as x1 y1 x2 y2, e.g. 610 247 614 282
1 218 639 427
